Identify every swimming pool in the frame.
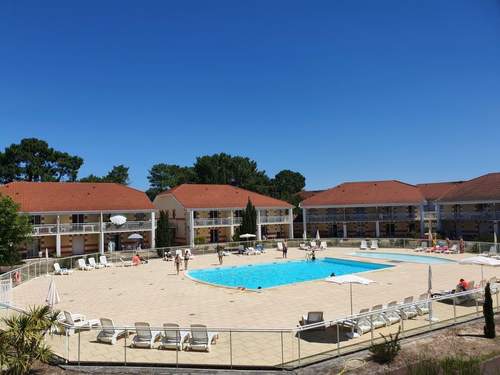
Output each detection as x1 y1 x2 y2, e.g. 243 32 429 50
350 252 455 264
187 258 391 290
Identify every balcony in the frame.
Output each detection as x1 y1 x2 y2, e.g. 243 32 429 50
103 221 152 232
59 223 100 234
306 212 418 223
440 211 500 221
259 215 290 224
193 217 232 227
32 224 58 236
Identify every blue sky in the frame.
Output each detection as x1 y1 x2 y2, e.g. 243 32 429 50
1 1 499 190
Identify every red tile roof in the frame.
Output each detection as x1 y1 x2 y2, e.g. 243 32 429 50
438 173 500 202
157 184 292 209
416 181 463 201
295 190 325 200
300 180 425 207
0 182 155 213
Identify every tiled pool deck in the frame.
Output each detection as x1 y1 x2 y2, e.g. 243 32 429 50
8 247 497 368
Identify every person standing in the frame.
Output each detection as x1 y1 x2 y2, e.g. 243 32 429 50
217 247 224 265
459 237 465 253
174 253 181 275
282 240 288 259
183 249 190 271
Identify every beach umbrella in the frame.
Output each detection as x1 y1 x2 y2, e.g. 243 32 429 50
110 215 127 225
128 233 143 240
459 256 500 282
326 274 374 316
46 278 60 308
316 230 321 240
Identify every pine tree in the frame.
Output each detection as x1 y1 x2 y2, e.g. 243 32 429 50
483 282 496 338
236 199 257 239
155 211 171 256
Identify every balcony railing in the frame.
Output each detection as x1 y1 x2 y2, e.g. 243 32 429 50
440 211 500 221
259 215 290 224
103 221 152 232
31 221 152 235
31 224 58 236
307 213 418 223
194 218 232 227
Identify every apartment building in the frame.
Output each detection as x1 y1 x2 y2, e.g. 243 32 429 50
0 182 156 257
153 184 293 246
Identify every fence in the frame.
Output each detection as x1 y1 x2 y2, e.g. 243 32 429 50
0 287 497 370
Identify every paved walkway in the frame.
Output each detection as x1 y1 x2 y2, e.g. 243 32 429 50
9 246 497 368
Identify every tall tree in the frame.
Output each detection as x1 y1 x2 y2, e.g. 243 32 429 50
271 169 306 202
80 165 129 185
194 153 270 194
156 211 172 253
235 199 257 240
0 195 32 266
0 138 83 183
146 163 196 199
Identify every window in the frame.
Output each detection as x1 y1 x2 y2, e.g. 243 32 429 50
209 210 219 219
234 210 243 218
30 215 41 225
135 213 146 221
72 214 84 223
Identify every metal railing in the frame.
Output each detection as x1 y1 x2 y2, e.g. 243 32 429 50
102 221 152 232
259 215 290 224
59 223 100 234
440 211 500 221
307 213 418 223
0 287 497 370
193 217 233 226
32 224 58 236
31 221 153 236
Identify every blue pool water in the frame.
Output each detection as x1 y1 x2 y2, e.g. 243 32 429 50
351 252 455 264
187 258 391 290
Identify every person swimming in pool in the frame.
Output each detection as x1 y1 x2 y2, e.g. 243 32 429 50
311 249 316 261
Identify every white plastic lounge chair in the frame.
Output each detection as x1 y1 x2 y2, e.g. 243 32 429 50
310 241 317 249
444 244 458 254
415 241 428 252
131 322 161 348
97 318 128 345
299 243 308 250
384 301 402 325
370 305 389 328
343 308 372 336
63 311 100 335
300 311 325 326
120 257 132 267
77 258 93 271
360 240 368 250
370 240 378 250
400 296 418 319
186 324 219 352
481 246 498 257
158 323 190 350
320 241 328 250
54 262 73 275
416 294 430 315
88 257 104 269
99 255 113 267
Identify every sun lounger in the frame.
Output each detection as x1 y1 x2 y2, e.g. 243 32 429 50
415 293 430 315
158 323 190 350
482 246 498 257
54 262 73 275
360 240 368 250
131 322 162 348
300 311 325 327
343 308 372 336
186 324 219 352
120 257 132 267
88 257 104 269
370 240 378 250
99 255 113 267
415 241 428 252
384 301 402 324
77 258 93 271
400 296 418 319
320 241 328 250
245 247 260 255
97 318 128 345
310 241 317 249
443 244 458 254
370 305 389 328
299 243 309 250
63 311 100 335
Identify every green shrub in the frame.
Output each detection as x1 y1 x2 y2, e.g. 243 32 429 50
483 282 496 338
407 355 481 375
406 356 441 375
194 236 206 245
369 327 401 364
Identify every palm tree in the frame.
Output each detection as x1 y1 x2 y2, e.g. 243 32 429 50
0 305 59 375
